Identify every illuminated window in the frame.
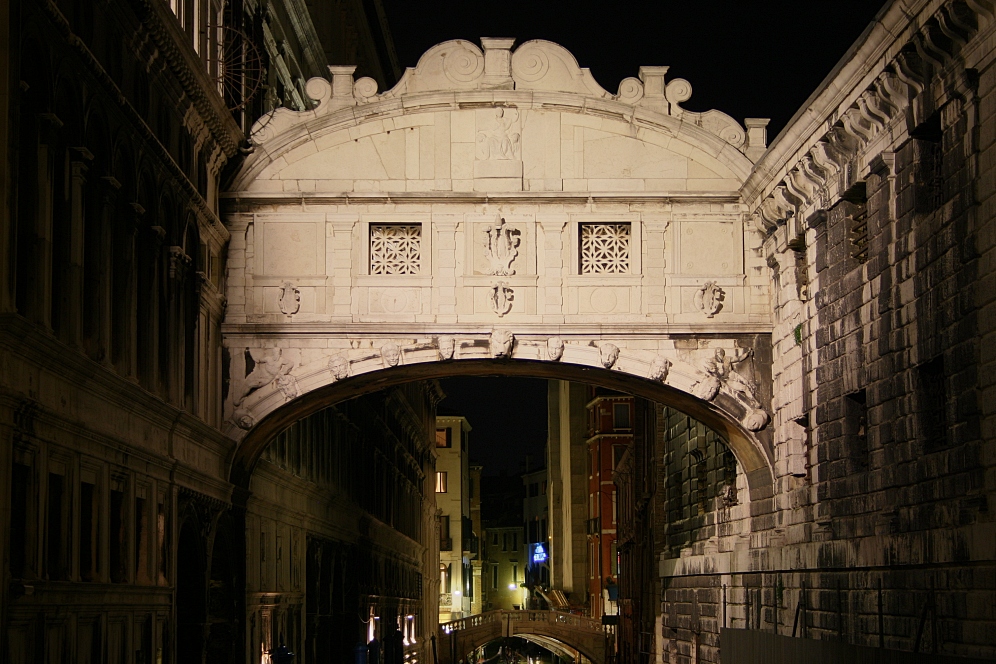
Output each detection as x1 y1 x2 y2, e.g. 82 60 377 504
435 472 448 493
435 428 451 448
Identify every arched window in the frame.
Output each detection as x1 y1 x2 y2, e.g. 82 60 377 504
440 563 451 594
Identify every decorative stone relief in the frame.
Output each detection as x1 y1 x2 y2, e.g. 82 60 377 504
328 353 350 381
490 329 514 358
694 281 724 318
278 281 301 315
483 217 520 276
490 281 514 317
232 348 295 407
476 108 521 160
437 336 455 361
690 348 769 430
599 343 620 369
381 343 401 367
648 355 671 382
274 374 299 401
546 337 564 361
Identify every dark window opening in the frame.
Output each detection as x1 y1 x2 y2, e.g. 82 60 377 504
80 481 97 581
844 390 869 465
613 403 631 429
110 489 126 583
135 496 148 584
913 113 943 214
46 473 66 580
917 358 948 450
10 462 30 577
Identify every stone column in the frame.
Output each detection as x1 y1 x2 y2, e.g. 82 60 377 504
434 217 459 321
537 215 568 321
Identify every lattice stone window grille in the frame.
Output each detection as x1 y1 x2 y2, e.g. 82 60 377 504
370 224 421 274
580 223 631 274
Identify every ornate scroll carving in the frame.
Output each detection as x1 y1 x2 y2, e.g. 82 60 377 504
694 281 724 318
483 217 520 276
490 282 514 317
490 329 514 358
599 343 620 369
547 337 565 361
278 282 301 315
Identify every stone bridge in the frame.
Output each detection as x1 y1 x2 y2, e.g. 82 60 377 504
438 610 609 664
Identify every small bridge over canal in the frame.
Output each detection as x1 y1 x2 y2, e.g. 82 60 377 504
437 610 610 664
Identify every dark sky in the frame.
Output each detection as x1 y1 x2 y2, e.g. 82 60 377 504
380 0 887 141
438 377 548 476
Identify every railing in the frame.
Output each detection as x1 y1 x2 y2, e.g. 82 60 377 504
440 609 604 635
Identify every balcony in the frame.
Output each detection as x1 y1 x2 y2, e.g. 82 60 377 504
586 517 600 535
440 537 453 551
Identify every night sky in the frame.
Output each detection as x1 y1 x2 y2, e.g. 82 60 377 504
379 1 887 141
384 1 886 474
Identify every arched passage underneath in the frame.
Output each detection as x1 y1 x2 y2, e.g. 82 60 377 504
229 359 774 503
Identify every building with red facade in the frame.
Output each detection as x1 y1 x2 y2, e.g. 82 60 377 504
585 388 633 618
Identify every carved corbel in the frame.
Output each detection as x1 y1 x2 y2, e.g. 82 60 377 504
966 0 995 21
873 72 906 116
784 166 816 206
809 140 842 175
936 5 971 48
913 30 947 71
752 212 775 235
826 125 860 161
894 50 926 96
840 108 875 143
799 153 829 190
858 91 891 128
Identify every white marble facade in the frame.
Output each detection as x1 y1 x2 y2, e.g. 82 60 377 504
223 38 773 484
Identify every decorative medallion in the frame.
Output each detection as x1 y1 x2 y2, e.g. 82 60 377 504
483 217 520 276
694 281 724 318
490 281 514 317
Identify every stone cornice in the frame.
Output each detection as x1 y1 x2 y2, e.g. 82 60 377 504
743 0 993 238
129 0 244 158
220 191 742 208
220 323 774 338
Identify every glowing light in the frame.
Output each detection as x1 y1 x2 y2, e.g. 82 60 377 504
508 583 517 590
453 590 461 596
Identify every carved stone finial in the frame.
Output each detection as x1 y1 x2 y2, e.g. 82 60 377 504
490 329 514 358
437 336 456 361
599 343 620 369
648 355 671 382
328 353 350 381
694 281 724 318
278 282 301 315
381 342 401 367
547 337 565 362
490 281 514 317
483 217 520 276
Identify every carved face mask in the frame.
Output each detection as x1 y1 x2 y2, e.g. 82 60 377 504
547 337 564 361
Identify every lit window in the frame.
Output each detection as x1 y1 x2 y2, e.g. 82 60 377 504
435 472 448 493
435 428 451 448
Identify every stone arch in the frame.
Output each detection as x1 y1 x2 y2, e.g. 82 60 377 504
228 355 773 503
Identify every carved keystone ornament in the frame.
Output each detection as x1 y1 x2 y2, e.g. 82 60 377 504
490 329 514 358
490 281 514 317
694 281 724 318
